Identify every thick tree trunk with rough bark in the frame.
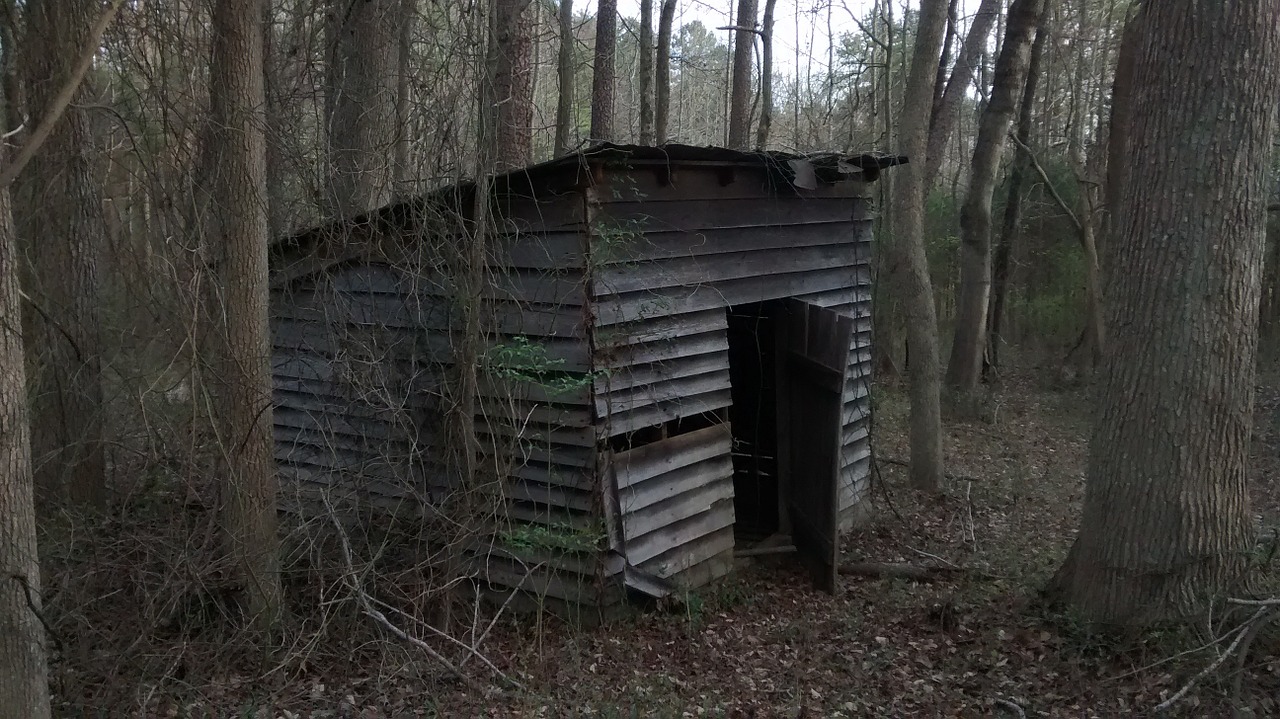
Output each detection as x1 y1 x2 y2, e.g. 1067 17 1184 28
924 0 1000 184
210 0 283 632
754 0 776 149
654 0 675 144
20 0 107 508
0 167 51 719
589 0 617 142
1102 12 1139 268
325 0 400 217
946 0 1043 395
888 0 949 491
638 0 654 144
1049 1 1280 626
727 0 756 149
492 0 534 170
554 0 576 155
989 16 1048 376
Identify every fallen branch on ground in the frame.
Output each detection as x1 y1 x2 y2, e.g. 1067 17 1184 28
838 562 964 582
1154 601 1277 713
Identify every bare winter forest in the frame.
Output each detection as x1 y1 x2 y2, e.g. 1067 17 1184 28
1 0 1279 717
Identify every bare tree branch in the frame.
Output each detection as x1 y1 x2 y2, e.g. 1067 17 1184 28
0 0 127 190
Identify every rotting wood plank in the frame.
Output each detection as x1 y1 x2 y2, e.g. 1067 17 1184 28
594 352 729 395
594 244 861 297
612 423 732 487
618 455 735 516
599 388 733 439
638 525 736 582
594 369 732 417
593 270 873 326
590 164 868 204
622 476 735 540
623 497 735 566
594 197 858 234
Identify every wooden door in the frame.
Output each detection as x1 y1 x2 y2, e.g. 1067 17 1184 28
779 299 853 593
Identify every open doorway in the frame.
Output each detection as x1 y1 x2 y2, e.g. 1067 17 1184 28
726 298 855 593
725 301 783 543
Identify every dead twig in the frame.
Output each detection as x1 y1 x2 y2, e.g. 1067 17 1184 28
838 562 964 582
1155 604 1270 713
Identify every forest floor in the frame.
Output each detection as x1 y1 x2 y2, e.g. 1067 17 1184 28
47 363 1280 718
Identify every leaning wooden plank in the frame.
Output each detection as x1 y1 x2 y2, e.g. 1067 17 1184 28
657 541 736 590
473 555 601 605
618 454 734 515
623 497 735 567
635 523 736 581
622 476 735 541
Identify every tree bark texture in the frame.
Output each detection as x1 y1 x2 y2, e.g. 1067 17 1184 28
0 158 51 719
1050 1 1280 626
754 0 776 149
924 0 1001 185
325 0 400 217
210 0 283 632
491 0 535 170
638 0 654 145
727 0 756 149
654 0 675 144
988 16 1048 375
887 0 949 491
589 0 617 142
1102 11 1139 270
947 0 1043 395
554 0 576 155
19 0 107 508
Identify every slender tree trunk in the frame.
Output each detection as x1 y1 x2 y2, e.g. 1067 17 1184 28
638 0 654 144
325 0 400 217
589 0 617 142
1049 0 1280 626
888 0 949 491
727 0 757 149
924 0 1001 187
492 0 535 170
393 0 415 189
654 0 675 144
1102 10 1139 267
931 0 958 126
754 0 776 149
0 158 50 719
947 0 1043 396
20 0 108 508
988 15 1049 376
210 0 283 632
554 0 576 155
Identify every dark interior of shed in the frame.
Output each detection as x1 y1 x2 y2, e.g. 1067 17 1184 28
726 301 783 541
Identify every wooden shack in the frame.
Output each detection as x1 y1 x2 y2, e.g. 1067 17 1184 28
269 144 899 613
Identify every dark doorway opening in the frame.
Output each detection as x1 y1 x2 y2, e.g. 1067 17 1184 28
725 301 783 542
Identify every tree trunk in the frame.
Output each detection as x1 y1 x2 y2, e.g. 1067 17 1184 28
554 0 576 155
210 0 283 632
946 0 1043 396
492 0 535 170
1049 0 1280 626
727 0 756 149
638 0 654 144
0 159 51 719
888 0 949 492
654 0 675 144
325 0 400 217
924 0 1001 184
1102 10 1139 268
589 0 617 142
393 0 415 190
988 15 1049 376
20 0 107 508
753 0 776 149
931 0 958 127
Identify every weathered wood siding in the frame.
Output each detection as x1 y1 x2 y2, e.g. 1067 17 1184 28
585 163 875 584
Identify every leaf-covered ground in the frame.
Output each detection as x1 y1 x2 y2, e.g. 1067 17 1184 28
51 368 1280 717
